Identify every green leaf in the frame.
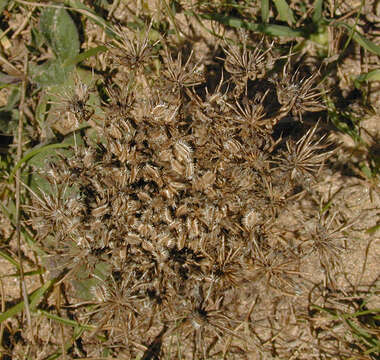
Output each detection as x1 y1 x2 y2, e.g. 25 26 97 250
0 249 20 269
198 13 303 37
0 280 54 323
64 45 108 67
2 269 44 278
31 27 45 48
29 60 74 87
355 69 380 88
0 0 9 13
29 279 55 311
40 6 80 62
366 223 380 234
72 261 111 300
0 298 24 323
273 0 296 24
64 0 115 38
4 87 20 111
35 93 49 126
312 0 324 24
333 22 380 56
37 309 95 330
261 0 270 22
9 142 73 182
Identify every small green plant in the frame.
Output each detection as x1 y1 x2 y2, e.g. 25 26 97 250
311 300 380 359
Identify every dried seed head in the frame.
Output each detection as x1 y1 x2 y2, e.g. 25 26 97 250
222 34 273 85
276 124 332 182
174 140 193 162
242 209 262 230
163 49 205 93
109 22 158 71
49 74 93 133
276 64 325 121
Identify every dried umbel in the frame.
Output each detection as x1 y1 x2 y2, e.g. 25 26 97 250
162 48 205 95
275 124 333 183
222 34 274 95
48 74 93 132
108 22 159 72
223 36 273 79
302 211 352 288
25 33 347 358
228 91 274 135
276 63 325 121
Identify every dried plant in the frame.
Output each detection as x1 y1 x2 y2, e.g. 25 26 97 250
228 91 275 135
48 74 93 131
168 285 244 359
274 124 333 183
25 181 82 242
109 22 159 72
222 34 274 94
276 63 325 121
246 250 301 296
162 48 205 95
83 271 143 339
23 30 354 359
203 235 242 293
303 211 352 287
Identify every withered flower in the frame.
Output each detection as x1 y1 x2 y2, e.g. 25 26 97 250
222 34 274 93
276 63 325 121
275 124 333 183
303 211 352 288
84 271 143 338
23 31 348 358
48 74 93 132
228 91 274 134
162 48 205 94
246 250 301 296
109 22 159 72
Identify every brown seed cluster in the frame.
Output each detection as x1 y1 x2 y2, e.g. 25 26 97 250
26 31 347 358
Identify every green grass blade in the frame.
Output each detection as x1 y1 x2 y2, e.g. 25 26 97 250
312 0 324 24
366 223 380 234
345 318 379 347
355 69 380 87
0 280 54 323
0 202 46 256
273 0 296 24
9 142 72 182
198 13 303 37
325 95 364 144
2 269 45 278
0 0 9 13
37 309 95 330
64 45 108 67
261 0 270 22
0 249 20 269
161 0 181 42
64 0 115 38
29 279 54 311
333 22 380 56
44 326 87 360
0 299 24 323
311 304 338 318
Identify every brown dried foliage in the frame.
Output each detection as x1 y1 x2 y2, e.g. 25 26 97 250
24 32 355 359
